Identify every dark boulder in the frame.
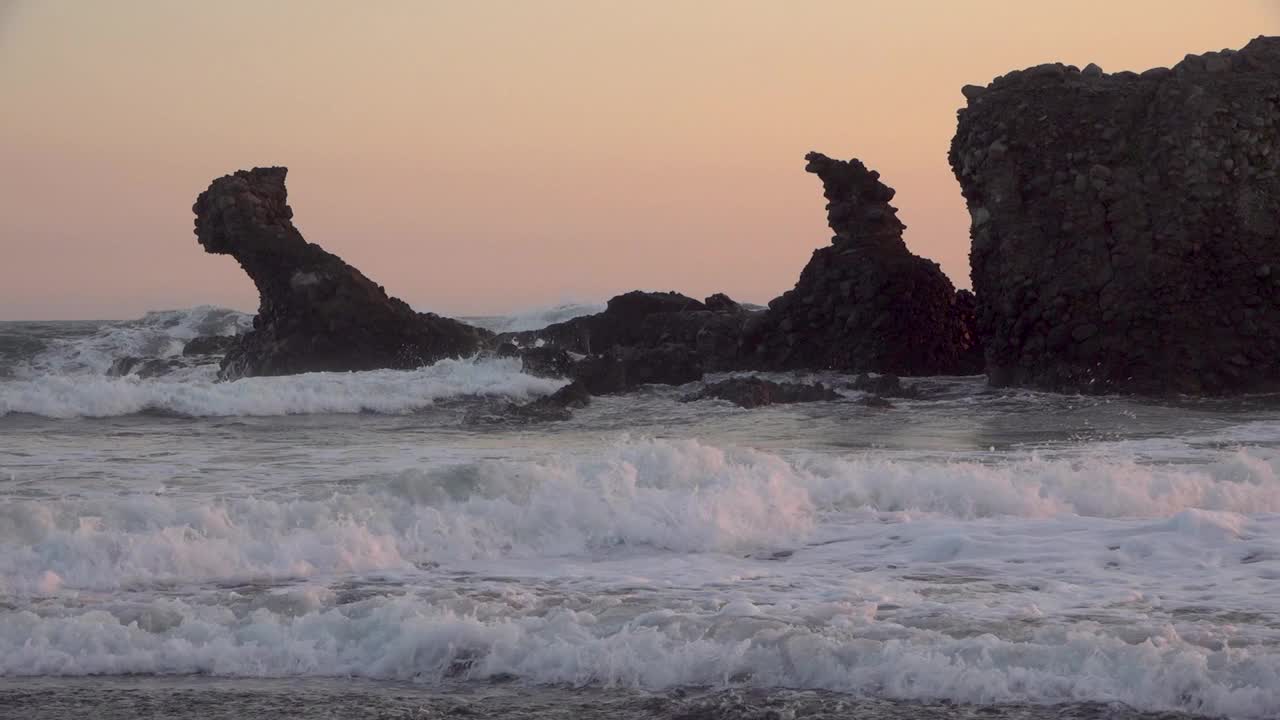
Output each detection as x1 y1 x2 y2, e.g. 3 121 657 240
519 345 576 379
683 376 838 408
192 167 490 379
506 381 592 423
182 335 237 356
503 290 756 372
850 372 919 399
704 293 742 312
951 36 1280 394
572 344 704 395
745 153 982 376
506 291 707 354
108 356 184 379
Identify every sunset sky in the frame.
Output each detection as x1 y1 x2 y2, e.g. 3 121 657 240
2 1 1277 320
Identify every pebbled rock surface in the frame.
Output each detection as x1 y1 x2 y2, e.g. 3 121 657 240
683 376 839 408
745 152 981 375
193 167 490 379
951 36 1280 394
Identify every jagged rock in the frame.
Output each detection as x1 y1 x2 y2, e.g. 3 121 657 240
508 381 591 422
519 346 576 379
192 167 490 379
572 344 704 394
858 395 895 409
744 152 982 376
182 335 237 356
505 291 707 354
951 36 1280 394
503 290 756 371
108 356 184 378
704 293 742 312
683 376 838 408
850 373 919 399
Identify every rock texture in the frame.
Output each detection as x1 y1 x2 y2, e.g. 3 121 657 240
193 168 489 379
746 153 981 375
572 344 705 395
503 290 757 372
951 37 1280 394
683 376 839 408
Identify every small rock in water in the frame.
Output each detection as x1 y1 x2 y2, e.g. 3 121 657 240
683 376 838 409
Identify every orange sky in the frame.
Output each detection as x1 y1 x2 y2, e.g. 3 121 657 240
2 1 1276 320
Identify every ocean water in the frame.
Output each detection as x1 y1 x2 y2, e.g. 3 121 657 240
1 307 1278 719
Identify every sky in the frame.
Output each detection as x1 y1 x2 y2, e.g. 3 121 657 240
1 1 1277 320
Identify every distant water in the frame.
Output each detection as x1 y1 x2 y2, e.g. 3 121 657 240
2 306 1279 719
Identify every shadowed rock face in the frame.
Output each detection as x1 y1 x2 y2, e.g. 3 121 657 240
745 152 981 375
193 167 489 379
951 36 1280 395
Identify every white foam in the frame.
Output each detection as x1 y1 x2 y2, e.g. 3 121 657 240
0 357 565 418
465 301 606 333
2 588 1277 717
15 306 251 378
4 436 1280 716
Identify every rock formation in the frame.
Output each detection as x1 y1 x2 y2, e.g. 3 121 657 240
951 36 1280 394
745 153 981 375
193 167 490 379
502 290 757 372
683 376 839 408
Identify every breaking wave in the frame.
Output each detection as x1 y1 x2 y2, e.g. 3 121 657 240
0 357 565 418
2 438 1279 716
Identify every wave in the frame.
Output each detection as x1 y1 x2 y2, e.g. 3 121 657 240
3 438 1280 716
464 301 606 334
0 357 565 418
2 579 1277 717
7 306 252 379
4 439 1278 591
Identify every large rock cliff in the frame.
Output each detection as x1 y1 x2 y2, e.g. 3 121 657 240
745 152 981 375
193 167 489 379
951 36 1280 394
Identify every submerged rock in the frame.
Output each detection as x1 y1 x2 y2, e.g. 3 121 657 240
192 167 490 379
850 373 920 399
683 376 838 408
107 356 185 379
182 335 237 356
497 381 592 423
951 36 1280 394
518 346 576 379
745 152 981 376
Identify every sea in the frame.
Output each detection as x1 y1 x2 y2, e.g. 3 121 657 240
0 305 1278 719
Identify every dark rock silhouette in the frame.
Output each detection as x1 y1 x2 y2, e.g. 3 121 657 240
193 167 490 379
683 376 838 408
849 372 920 399
501 290 758 372
572 344 704 394
182 335 237 357
518 346 577 379
745 152 981 375
703 293 742 312
951 36 1280 394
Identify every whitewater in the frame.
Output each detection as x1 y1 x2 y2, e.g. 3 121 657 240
1 307 1279 719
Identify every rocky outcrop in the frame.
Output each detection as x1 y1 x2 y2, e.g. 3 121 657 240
745 153 981 375
503 290 758 372
951 36 1280 394
572 344 704 394
193 167 490 379
683 376 839 408
182 335 237 357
